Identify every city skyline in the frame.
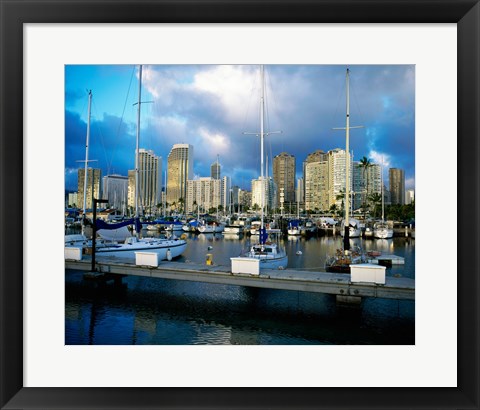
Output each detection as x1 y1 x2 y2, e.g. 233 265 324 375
65 64 415 192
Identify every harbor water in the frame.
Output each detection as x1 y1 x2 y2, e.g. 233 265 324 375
65 232 415 345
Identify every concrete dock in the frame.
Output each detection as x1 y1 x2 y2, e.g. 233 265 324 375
65 256 414 301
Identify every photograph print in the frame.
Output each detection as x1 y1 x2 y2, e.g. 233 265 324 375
65 64 415 345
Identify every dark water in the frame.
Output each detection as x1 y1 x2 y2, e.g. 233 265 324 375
65 232 415 345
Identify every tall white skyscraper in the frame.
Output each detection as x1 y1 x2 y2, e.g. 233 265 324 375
186 177 222 214
102 174 128 211
328 148 353 209
251 177 276 212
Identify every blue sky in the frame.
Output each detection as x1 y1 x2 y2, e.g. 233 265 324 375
65 64 415 192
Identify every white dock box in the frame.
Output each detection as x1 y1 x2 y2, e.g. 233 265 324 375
230 257 260 275
350 263 386 284
64 247 82 261
135 252 159 267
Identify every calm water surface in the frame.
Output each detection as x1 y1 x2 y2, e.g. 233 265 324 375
65 232 415 345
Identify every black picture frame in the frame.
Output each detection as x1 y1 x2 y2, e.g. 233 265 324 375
1 1 479 409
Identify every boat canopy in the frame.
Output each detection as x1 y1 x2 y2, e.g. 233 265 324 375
96 218 141 233
288 219 301 227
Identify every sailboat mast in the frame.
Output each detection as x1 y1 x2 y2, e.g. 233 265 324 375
345 69 350 228
381 157 384 221
260 65 265 231
135 65 142 219
82 90 92 235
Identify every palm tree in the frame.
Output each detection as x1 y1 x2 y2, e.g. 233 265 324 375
368 192 382 218
359 156 372 217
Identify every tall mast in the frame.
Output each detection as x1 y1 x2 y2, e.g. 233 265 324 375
333 68 363 248
381 157 385 221
244 65 280 237
345 69 351 228
260 65 265 231
135 65 142 219
82 90 92 235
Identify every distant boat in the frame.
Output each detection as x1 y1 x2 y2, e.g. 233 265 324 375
287 219 301 236
223 223 244 234
325 245 366 273
164 220 184 232
364 222 374 238
198 220 224 234
250 220 262 235
373 221 393 239
340 217 362 238
182 219 199 232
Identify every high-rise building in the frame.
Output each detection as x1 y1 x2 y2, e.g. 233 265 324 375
238 189 251 212
127 149 162 215
305 160 329 211
273 152 296 206
251 177 276 212
67 192 79 208
221 176 231 210
389 168 405 205
231 185 240 212
328 148 353 209
77 168 101 209
353 162 382 210
127 170 135 212
167 144 194 207
406 189 415 205
303 150 328 204
102 174 128 211
186 177 222 214
211 157 221 180
138 149 162 213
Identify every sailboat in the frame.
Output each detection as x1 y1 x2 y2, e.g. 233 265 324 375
241 65 288 270
326 68 366 273
94 65 187 260
374 159 394 239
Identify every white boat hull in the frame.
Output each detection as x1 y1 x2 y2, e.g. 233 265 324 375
198 225 224 233
244 253 288 270
374 228 394 239
224 225 244 234
96 238 187 260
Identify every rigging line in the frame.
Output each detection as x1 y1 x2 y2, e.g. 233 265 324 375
107 65 136 175
350 74 367 130
241 65 257 132
329 69 346 142
91 99 110 175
